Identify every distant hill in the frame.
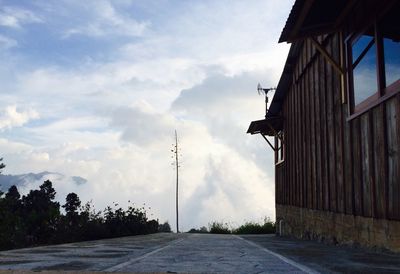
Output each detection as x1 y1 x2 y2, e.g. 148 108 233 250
0 171 87 192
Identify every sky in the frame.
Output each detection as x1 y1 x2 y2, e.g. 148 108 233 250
0 0 293 231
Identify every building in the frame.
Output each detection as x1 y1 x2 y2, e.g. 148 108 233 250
248 0 400 251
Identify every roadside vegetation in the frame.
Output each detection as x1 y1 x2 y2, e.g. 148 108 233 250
188 218 275 234
0 178 161 251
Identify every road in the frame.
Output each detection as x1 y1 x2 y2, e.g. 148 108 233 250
0 233 313 273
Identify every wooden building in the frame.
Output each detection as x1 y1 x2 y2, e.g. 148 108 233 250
248 0 400 251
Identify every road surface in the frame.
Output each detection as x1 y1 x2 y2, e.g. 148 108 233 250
0 233 313 273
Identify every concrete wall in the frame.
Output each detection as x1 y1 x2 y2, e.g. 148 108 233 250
276 204 400 252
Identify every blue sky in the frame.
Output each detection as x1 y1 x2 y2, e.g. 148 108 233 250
0 0 293 231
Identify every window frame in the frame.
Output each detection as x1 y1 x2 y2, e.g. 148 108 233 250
275 131 284 165
347 20 400 120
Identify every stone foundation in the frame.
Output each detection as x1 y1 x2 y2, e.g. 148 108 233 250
276 204 400 252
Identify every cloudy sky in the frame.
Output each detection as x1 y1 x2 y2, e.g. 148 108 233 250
0 0 293 231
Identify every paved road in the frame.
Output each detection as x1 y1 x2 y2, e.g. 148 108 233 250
0 233 313 273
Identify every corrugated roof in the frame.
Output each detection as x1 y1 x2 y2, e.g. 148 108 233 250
279 0 349 43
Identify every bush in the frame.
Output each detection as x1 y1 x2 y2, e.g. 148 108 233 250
233 218 275 234
187 226 208 233
209 221 231 234
158 221 172 232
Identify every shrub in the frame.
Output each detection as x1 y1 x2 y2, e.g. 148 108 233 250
187 226 208 233
158 221 172 232
209 221 231 234
233 218 275 234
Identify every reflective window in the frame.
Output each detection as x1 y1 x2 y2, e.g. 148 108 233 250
276 132 284 163
384 38 400 86
380 2 400 88
352 35 378 105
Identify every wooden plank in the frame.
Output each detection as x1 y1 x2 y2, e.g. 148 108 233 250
386 96 400 220
314 54 323 211
332 33 345 213
290 88 297 207
343 92 354 215
297 49 305 207
289 85 292 206
310 59 317 210
352 118 363 216
373 105 387 219
293 80 298 206
305 65 312 209
293 76 297 206
300 68 306 208
285 96 291 206
326 38 337 212
360 113 373 217
319 52 329 211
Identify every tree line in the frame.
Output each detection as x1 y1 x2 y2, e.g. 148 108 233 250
0 179 162 251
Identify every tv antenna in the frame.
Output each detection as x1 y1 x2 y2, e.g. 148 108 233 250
257 83 276 117
171 130 181 233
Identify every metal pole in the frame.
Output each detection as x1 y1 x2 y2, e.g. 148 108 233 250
175 130 179 233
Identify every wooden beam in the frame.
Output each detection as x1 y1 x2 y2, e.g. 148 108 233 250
309 37 344 76
339 31 346 104
261 134 276 151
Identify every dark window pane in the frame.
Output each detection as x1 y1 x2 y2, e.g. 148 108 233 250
383 39 400 87
379 2 400 88
352 35 378 105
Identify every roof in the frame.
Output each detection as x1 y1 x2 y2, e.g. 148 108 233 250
266 42 302 117
248 0 353 135
269 0 352 117
247 116 283 136
279 0 350 43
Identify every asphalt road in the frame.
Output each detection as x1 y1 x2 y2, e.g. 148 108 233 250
0 233 313 273
2 233 400 273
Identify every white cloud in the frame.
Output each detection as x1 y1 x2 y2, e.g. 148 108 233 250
62 0 148 38
0 105 39 130
0 0 294 230
0 6 43 28
0 34 17 49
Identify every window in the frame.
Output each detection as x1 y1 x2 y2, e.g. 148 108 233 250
348 3 400 115
352 32 378 106
384 38 400 87
275 131 284 164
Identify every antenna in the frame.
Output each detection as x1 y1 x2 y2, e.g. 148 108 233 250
171 130 181 233
257 83 276 117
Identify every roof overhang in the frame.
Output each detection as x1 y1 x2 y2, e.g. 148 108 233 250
247 116 283 136
279 0 353 43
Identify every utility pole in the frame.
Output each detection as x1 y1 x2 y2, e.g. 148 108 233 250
171 130 180 233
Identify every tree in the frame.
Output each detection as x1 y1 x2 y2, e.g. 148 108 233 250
63 193 81 216
0 157 5 174
22 180 60 244
0 185 23 249
39 180 56 200
158 221 172 232
5 185 20 201
0 158 5 197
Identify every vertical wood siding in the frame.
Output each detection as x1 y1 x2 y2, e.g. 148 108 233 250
276 33 400 221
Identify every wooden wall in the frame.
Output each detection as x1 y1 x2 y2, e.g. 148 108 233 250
276 33 400 220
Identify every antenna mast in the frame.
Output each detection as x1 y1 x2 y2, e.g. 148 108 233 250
172 130 180 233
